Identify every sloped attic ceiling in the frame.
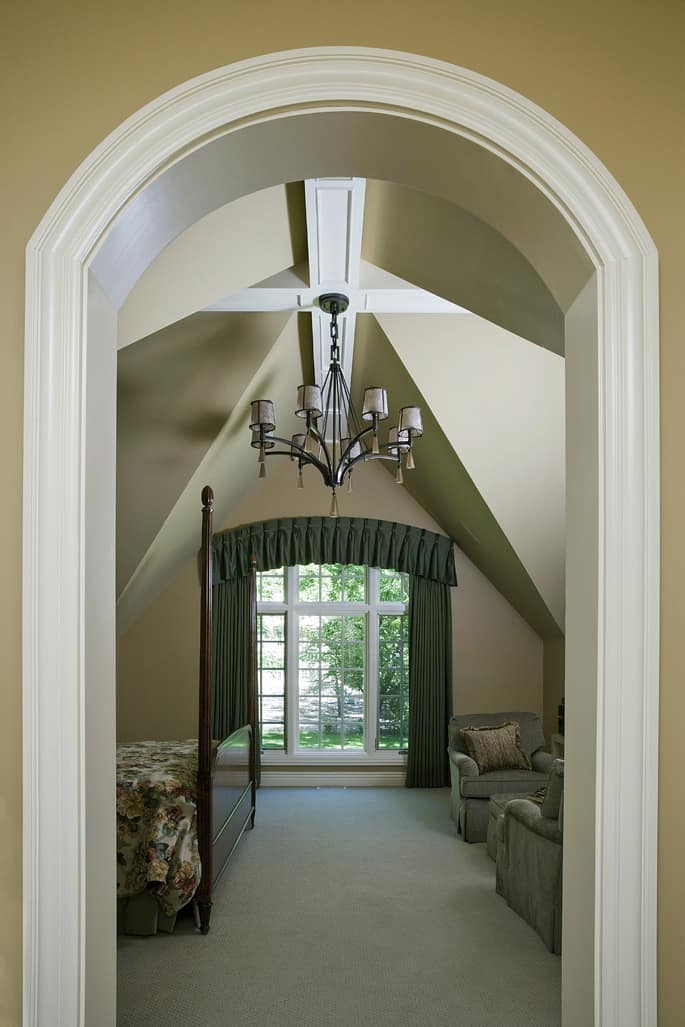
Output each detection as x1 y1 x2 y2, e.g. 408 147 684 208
94 110 591 314
117 309 296 590
115 177 567 640
118 313 313 631
350 316 562 637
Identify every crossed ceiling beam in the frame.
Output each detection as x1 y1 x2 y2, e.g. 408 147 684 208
203 177 465 386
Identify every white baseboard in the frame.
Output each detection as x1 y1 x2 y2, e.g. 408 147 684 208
260 770 405 787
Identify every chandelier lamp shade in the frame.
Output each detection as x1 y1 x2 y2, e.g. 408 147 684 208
249 293 423 517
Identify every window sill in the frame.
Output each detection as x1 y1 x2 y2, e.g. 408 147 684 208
261 751 407 767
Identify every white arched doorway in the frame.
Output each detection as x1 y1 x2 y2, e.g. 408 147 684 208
23 48 659 1027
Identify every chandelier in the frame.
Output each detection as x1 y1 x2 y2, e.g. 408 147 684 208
249 293 423 517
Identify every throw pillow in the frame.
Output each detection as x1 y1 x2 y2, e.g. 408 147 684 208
541 758 564 820
459 721 532 774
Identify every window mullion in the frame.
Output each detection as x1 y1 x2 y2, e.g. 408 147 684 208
367 610 378 755
368 567 380 754
286 567 299 754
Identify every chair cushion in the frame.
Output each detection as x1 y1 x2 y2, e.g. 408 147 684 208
461 768 550 798
460 721 532 774
448 711 545 758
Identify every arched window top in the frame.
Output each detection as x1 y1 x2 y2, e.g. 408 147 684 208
212 516 457 587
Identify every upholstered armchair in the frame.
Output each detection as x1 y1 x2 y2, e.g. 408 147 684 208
447 711 554 842
495 759 564 954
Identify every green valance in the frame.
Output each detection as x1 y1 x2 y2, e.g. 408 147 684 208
212 516 457 587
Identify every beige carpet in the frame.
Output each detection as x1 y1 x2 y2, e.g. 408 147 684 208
117 787 560 1026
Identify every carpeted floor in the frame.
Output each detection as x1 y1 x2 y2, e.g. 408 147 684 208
117 787 561 1026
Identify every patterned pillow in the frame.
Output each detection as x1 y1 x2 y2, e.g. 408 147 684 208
459 721 532 774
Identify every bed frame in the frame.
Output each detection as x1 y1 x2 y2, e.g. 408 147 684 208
195 484 257 934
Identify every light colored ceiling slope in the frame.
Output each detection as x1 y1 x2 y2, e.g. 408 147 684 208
117 314 309 632
351 315 562 639
362 180 564 355
118 182 306 349
117 309 295 590
114 170 567 641
376 312 565 628
92 110 591 313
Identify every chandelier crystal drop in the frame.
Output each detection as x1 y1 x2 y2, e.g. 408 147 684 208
249 293 423 516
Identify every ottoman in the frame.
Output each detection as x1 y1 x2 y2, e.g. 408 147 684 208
486 792 531 860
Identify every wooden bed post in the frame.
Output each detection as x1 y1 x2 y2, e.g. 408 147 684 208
248 554 258 825
196 485 214 934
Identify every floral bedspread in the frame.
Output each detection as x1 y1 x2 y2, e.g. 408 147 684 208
116 740 201 917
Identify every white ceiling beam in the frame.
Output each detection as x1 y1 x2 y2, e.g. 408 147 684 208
305 177 365 387
199 179 465 418
204 279 465 314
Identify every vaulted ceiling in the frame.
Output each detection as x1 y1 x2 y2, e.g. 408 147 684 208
111 170 573 640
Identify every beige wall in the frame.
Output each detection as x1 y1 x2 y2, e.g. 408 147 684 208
3 3 683 1023
543 638 566 749
117 458 543 741
117 557 201 742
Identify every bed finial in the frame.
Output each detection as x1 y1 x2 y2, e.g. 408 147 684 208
202 485 214 509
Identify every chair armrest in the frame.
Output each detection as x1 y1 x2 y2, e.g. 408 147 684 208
531 749 555 775
448 748 479 778
505 798 563 844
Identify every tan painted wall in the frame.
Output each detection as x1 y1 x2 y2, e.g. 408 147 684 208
543 638 566 749
117 557 201 742
2 2 682 1023
117 458 542 741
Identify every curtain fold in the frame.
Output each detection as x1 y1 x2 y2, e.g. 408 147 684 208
212 574 250 736
406 575 453 788
212 574 261 781
213 516 457 586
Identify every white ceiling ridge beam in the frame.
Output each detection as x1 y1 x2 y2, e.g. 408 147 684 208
305 177 366 387
304 177 365 286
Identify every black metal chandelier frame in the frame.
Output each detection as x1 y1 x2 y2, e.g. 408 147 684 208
250 293 423 514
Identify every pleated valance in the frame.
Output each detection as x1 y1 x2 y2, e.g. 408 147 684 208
212 517 457 587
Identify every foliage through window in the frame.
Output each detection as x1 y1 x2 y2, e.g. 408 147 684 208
256 564 409 755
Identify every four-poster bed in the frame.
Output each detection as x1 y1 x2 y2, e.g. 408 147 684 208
116 485 257 936
194 485 257 934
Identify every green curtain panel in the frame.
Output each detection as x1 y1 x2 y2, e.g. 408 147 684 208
213 516 457 586
211 517 455 787
406 575 453 787
212 574 261 780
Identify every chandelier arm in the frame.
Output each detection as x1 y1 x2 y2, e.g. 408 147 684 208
306 423 334 478
342 421 379 456
342 452 406 474
318 366 333 475
329 364 341 481
264 450 334 487
333 423 376 486
334 430 412 486
338 369 366 441
259 435 333 483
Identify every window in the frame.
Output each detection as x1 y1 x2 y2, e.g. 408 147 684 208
256 564 409 759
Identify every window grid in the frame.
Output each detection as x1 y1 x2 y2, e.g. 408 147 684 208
378 613 410 750
257 565 409 758
298 613 365 750
256 613 286 750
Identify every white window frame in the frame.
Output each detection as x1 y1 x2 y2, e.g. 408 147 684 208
258 565 408 766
